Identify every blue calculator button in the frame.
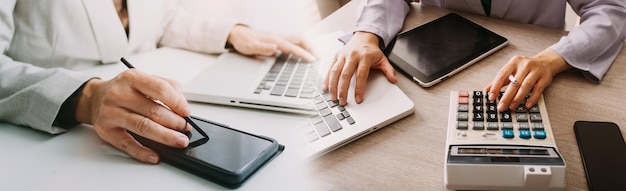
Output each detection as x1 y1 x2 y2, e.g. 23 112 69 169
502 130 514 139
519 130 532 139
533 130 547 139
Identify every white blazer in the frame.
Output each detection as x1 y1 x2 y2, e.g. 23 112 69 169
0 0 239 133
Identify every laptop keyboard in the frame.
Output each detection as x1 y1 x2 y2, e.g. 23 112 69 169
254 54 356 143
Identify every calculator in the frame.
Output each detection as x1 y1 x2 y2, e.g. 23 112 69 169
444 90 566 191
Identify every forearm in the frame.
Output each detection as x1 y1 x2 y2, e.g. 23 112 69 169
351 0 411 49
550 0 626 82
158 0 240 54
0 56 93 133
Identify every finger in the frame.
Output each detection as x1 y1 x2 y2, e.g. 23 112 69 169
123 94 190 132
500 64 531 111
510 71 540 110
119 110 189 148
274 37 316 62
488 61 517 101
154 75 185 93
337 56 359 105
327 55 346 101
377 57 397 83
120 70 190 117
97 127 159 164
526 75 550 108
353 59 372 104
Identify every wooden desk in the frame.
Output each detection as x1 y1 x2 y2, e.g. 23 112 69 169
307 2 626 190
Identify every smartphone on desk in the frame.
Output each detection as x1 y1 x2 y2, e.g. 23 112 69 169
574 121 626 190
130 116 284 189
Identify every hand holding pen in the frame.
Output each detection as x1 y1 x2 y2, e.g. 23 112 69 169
72 58 193 164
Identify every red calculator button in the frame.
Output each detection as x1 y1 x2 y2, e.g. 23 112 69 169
459 90 469 97
459 97 469 104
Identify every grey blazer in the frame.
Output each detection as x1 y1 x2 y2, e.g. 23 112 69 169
349 0 626 83
0 0 239 134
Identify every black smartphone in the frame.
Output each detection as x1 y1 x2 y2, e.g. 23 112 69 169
130 116 284 189
574 121 626 190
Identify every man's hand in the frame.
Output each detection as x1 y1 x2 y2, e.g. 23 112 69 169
323 32 397 106
75 70 192 164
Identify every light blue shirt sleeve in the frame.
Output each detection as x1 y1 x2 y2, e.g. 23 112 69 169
340 0 411 49
549 0 626 83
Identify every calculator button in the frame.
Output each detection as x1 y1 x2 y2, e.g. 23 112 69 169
530 113 542 122
502 130 515 139
457 121 468 130
458 104 469 112
533 130 547 139
500 112 512 122
473 122 485 130
473 91 483 98
502 122 514 130
473 105 484 112
487 122 499 130
515 106 527 113
518 123 530 130
473 98 484 106
473 112 484 121
516 113 529 122
486 113 498 122
529 104 540 113
519 130 532 139
486 104 497 113
459 97 469 104
459 90 469 97
532 123 545 130
457 112 469 121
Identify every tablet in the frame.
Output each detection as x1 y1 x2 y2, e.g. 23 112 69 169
388 13 508 87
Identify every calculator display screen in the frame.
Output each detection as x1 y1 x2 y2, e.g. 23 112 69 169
457 148 550 156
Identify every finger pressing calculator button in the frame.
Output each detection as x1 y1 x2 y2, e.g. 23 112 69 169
502 130 514 139
533 130 547 139
519 130 532 139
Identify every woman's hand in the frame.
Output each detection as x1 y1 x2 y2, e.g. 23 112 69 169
485 49 571 112
227 25 316 62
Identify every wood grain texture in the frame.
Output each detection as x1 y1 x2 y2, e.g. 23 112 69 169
309 2 626 191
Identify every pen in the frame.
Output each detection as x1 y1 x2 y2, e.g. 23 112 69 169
120 57 208 139
508 74 518 85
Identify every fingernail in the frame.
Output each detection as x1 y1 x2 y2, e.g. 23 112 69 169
177 136 189 147
355 95 362 104
498 103 505 111
147 155 159 164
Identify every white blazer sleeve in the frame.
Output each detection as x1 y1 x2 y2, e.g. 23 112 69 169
341 0 411 49
550 0 626 83
158 0 240 54
0 0 92 134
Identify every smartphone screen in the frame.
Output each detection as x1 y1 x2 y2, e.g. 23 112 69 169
574 121 626 190
185 117 274 173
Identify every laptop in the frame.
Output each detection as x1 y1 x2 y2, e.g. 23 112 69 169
183 32 415 158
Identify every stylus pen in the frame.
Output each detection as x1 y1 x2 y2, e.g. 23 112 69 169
120 57 208 139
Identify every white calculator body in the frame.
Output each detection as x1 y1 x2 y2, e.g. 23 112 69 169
445 91 566 191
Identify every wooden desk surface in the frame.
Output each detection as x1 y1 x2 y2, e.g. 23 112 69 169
307 2 626 190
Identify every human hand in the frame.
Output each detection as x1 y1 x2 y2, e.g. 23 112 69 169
75 70 192 164
323 31 397 105
485 49 571 112
227 25 316 62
